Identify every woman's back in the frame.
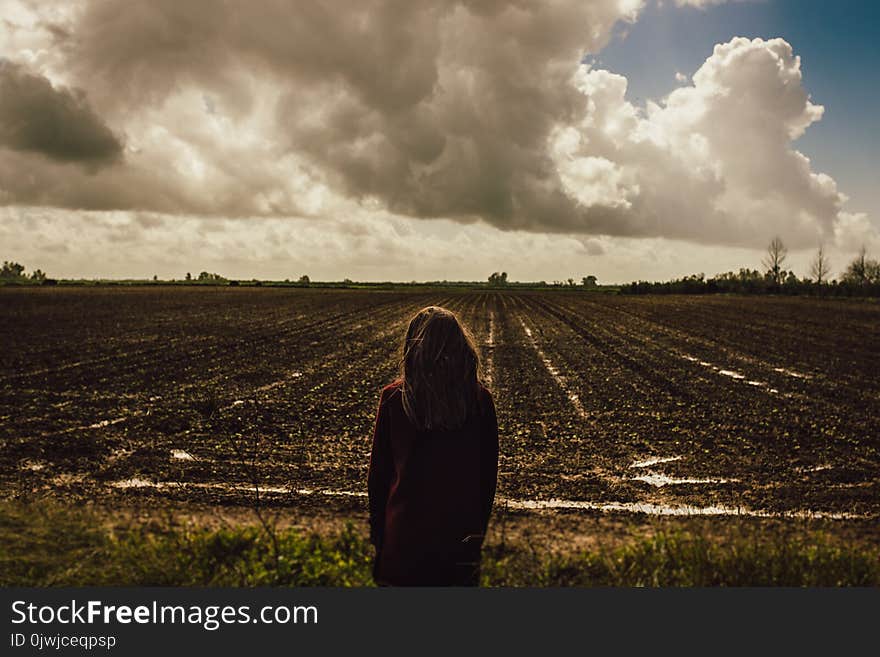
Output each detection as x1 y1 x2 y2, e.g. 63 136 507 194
368 380 499 586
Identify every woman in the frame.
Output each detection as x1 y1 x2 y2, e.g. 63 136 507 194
368 306 499 586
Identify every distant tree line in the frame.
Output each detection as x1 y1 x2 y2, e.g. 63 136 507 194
622 239 880 296
487 272 601 289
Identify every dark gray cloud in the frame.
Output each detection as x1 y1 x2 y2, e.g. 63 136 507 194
57 0 633 230
0 59 123 165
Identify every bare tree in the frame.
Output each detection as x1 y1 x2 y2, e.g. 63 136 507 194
809 244 831 284
762 236 787 285
843 245 869 284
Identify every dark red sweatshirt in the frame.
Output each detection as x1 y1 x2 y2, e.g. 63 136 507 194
367 381 499 586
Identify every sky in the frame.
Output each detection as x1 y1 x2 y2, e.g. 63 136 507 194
0 0 878 283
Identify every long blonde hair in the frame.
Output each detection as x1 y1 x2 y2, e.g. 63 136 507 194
398 306 483 431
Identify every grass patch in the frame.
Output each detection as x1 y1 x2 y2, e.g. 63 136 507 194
1 501 877 586
482 533 880 586
0 502 373 586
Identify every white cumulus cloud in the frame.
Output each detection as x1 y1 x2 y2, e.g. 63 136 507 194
552 36 871 249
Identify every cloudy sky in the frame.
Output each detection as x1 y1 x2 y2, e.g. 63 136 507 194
1 0 878 283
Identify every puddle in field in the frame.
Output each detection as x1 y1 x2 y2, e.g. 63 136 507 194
111 479 288 494
632 472 737 487
109 479 367 498
627 455 735 487
500 498 863 520
295 488 367 498
718 369 745 380
112 477 158 489
171 449 196 461
57 411 150 435
630 456 682 469
680 354 814 396
773 367 812 379
486 311 496 348
483 311 496 385
680 353 782 394
86 417 126 430
105 480 867 520
791 463 834 475
520 320 587 419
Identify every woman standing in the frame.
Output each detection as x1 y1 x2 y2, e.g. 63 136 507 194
368 306 499 586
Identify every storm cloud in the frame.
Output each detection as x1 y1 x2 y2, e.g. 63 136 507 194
52 0 641 231
0 59 122 164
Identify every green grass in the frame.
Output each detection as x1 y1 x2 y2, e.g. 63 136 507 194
482 533 880 586
1 501 877 586
0 502 373 586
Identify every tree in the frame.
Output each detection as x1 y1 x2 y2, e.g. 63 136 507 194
0 262 52 284
566 278 575 287
809 244 831 284
197 271 226 282
185 272 192 281
582 275 598 288
298 274 310 286
842 246 880 285
842 246 869 284
1 261 26 280
488 272 509 286
762 236 787 285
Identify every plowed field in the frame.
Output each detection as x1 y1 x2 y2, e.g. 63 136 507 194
2 287 878 524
